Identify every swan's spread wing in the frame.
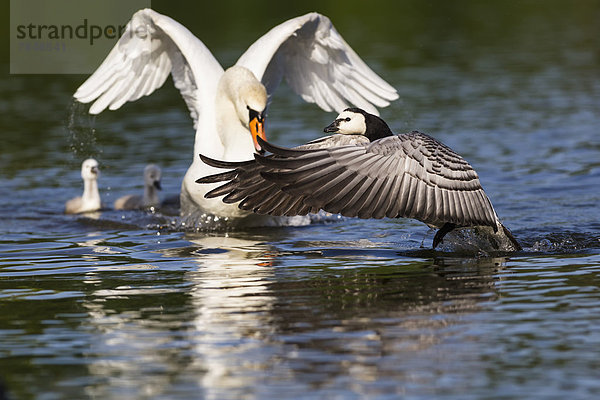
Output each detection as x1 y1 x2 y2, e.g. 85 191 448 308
198 132 498 229
74 8 224 129
235 13 398 115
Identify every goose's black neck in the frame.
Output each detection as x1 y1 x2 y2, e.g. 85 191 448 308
346 107 394 142
365 113 394 141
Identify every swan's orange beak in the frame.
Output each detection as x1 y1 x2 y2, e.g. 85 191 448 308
249 110 266 154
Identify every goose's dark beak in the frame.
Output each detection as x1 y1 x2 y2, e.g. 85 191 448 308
153 180 162 190
324 121 339 133
249 109 266 154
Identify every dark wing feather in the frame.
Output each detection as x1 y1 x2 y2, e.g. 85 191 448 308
197 131 498 229
196 135 369 216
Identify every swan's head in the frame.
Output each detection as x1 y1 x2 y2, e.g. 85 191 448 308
324 108 393 141
222 66 268 153
143 164 162 190
81 158 99 181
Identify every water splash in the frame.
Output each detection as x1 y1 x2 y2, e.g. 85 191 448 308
66 100 100 159
529 232 600 253
436 226 522 256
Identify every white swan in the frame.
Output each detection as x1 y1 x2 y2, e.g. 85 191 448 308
73 9 398 227
65 158 102 214
114 164 162 210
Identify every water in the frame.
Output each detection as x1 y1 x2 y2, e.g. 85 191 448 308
1 1 600 399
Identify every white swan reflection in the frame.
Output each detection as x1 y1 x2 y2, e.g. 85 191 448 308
184 234 278 397
76 233 277 398
74 229 510 398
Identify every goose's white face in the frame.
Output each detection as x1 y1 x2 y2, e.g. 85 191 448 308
324 110 366 135
81 159 99 180
144 164 162 190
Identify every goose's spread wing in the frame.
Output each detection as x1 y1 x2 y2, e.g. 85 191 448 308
300 133 371 149
235 13 398 115
198 132 498 229
197 134 369 216
74 8 224 129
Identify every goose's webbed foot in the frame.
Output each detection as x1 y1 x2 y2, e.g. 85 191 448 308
432 223 457 249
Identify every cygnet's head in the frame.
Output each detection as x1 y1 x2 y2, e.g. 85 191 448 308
144 164 162 190
81 158 99 180
223 66 268 153
324 108 393 141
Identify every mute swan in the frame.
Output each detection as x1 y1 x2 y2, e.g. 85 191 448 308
114 164 162 210
73 9 398 227
197 108 521 250
65 158 102 214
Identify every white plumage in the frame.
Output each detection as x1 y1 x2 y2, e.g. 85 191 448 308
73 9 397 227
65 159 101 214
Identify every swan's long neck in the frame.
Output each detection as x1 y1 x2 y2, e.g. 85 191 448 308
215 96 255 161
192 72 256 162
213 74 256 161
143 184 160 207
82 178 100 208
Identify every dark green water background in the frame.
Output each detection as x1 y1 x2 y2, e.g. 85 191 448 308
1 1 599 398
